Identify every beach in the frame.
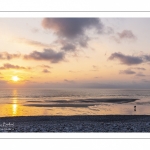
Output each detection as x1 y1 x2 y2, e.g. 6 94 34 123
0 89 150 132
0 115 150 132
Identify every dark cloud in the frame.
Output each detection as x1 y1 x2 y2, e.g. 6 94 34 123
55 37 89 52
42 69 50 73
78 36 89 47
54 39 77 52
24 49 65 63
118 30 136 39
0 52 20 60
42 18 103 39
109 52 143 65
0 63 31 70
119 69 136 75
42 18 104 52
61 42 76 51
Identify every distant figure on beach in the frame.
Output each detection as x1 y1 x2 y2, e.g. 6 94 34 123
134 106 136 111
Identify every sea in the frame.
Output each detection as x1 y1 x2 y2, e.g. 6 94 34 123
0 88 150 117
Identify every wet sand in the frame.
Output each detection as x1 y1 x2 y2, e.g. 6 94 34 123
25 98 139 108
0 115 150 132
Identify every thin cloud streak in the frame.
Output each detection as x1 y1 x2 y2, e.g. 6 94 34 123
18 38 51 48
0 63 31 70
119 69 136 75
0 52 20 60
136 72 146 77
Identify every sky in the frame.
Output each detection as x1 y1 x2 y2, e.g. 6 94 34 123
0 18 150 88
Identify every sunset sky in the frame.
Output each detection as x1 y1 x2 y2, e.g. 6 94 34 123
0 18 150 88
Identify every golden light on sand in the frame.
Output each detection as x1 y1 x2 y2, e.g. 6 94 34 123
12 76 20 82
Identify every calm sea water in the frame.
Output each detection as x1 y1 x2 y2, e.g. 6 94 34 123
0 88 150 117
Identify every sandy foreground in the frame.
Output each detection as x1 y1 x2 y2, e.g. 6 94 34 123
0 115 150 132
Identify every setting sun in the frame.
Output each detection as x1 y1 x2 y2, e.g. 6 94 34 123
12 76 20 82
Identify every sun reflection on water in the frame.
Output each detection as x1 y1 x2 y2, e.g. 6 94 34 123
12 89 18 116
12 103 18 116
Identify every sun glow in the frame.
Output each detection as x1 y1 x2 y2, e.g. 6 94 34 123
12 76 20 82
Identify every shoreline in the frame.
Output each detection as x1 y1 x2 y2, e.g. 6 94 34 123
0 115 150 132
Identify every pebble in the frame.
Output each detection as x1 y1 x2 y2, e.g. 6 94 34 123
146 122 150 126
0 116 150 132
